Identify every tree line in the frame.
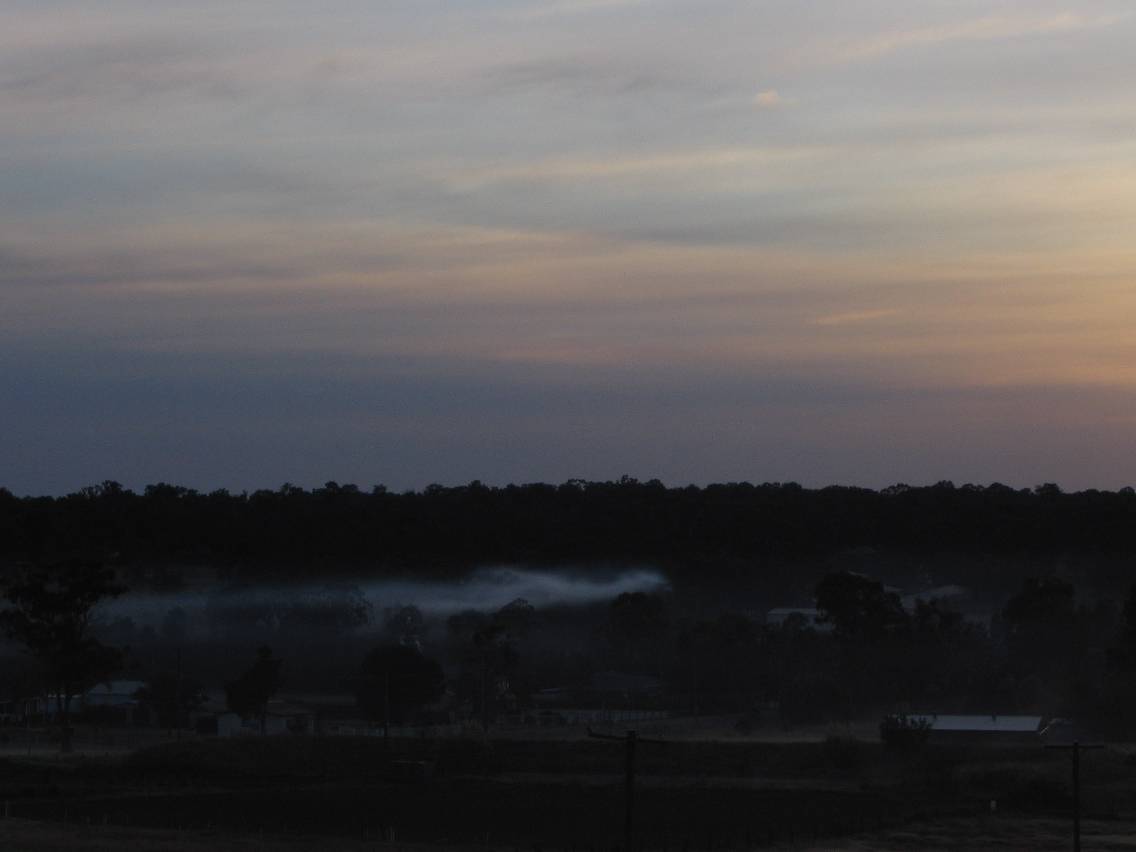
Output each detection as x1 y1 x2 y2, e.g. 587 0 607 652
3 479 1136 580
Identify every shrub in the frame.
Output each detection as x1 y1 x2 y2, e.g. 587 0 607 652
879 714 932 752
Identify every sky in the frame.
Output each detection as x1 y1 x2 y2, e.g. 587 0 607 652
3 0 1135 495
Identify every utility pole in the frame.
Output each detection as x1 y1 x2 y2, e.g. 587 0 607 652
174 648 182 742
1046 740 1103 852
480 649 490 733
588 728 667 852
384 670 391 746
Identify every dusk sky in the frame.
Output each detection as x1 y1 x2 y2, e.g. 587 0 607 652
3 1 1135 495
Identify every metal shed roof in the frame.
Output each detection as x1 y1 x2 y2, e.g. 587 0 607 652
911 714 1043 733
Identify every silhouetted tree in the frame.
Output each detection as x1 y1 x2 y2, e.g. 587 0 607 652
879 713 932 751
354 644 444 725
670 612 760 713
383 604 425 649
1120 585 1136 650
225 646 282 733
815 572 906 640
160 607 189 644
608 592 669 670
1003 576 1075 633
6 479 1136 582
0 560 125 752
494 598 535 637
1002 576 1077 669
444 600 539 728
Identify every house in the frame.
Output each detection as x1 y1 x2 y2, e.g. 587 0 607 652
85 680 146 710
910 714 1044 744
84 680 147 724
195 713 244 740
263 699 317 734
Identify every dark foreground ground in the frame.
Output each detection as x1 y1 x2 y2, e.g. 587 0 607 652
0 733 1134 850
4 817 1136 852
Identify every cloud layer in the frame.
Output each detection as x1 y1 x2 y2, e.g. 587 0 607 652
3 0 1136 494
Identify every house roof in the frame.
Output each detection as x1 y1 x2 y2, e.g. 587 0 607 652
911 714 1043 733
86 680 146 697
265 700 317 717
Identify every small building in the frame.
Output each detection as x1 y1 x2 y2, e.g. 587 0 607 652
194 711 245 737
217 712 244 737
911 714 1044 744
263 700 316 735
85 680 146 710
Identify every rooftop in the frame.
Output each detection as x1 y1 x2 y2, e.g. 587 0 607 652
911 714 1043 733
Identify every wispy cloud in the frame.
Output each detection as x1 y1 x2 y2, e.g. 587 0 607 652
752 89 787 109
4 0 1136 491
830 12 1129 63
436 145 827 189
813 309 901 327
483 56 687 97
0 37 246 106
503 0 656 21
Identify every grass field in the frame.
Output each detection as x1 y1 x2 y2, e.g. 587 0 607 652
0 730 1131 851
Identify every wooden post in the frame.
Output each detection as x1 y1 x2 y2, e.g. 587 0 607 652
1046 740 1103 852
384 670 390 746
481 651 490 733
624 730 636 852
174 648 182 742
588 728 666 852
1073 741 1080 851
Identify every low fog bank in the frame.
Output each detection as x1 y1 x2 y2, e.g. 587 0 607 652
359 566 669 616
94 565 670 636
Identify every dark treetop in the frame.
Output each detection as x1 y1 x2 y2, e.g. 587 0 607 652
1 479 1134 581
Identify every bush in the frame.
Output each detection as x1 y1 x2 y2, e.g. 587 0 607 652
879 714 932 752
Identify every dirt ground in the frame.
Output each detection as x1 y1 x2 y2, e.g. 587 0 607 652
787 816 1136 850
0 820 423 852
3 732 1134 851
6 816 1136 852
